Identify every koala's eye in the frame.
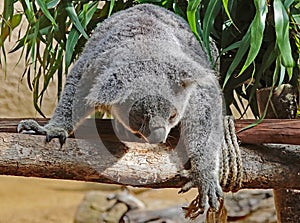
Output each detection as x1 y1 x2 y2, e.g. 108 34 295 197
169 112 177 121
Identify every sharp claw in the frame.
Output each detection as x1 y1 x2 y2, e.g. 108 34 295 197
179 181 194 194
45 134 52 143
17 124 23 133
182 195 205 220
59 135 66 147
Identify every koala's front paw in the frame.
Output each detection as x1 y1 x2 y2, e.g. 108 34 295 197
44 127 68 146
17 119 47 135
179 171 223 219
17 119 68 146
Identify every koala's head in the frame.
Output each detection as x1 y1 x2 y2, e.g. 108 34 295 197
127 95 180 143
111 80 196 144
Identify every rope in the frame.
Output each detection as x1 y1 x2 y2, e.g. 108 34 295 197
219 116 243 192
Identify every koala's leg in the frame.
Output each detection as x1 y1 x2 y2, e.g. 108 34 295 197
18 57 95 146
179 86 223 218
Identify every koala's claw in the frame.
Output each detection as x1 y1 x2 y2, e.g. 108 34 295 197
17 119 68 146
178 181 194 194
180 172 223 219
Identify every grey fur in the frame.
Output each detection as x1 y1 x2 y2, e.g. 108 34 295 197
18 4 224 216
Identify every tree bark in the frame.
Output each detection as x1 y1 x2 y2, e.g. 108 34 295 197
0 118 299 189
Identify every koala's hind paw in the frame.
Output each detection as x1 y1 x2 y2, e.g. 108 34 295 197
180 173 223 219
17 119 68 146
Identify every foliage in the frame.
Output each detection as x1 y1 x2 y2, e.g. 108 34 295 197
0 0 134 116
1 0 300 118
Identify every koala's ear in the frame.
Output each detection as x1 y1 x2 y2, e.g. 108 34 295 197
86 73 131 105
180 79 197 89
172 79 197 96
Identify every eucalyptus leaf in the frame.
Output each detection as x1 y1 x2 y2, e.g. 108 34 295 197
274 0 295 68
222 0 239 31
202 0 222 62
65 1 89 39
36 0 57 26
223 28 251 88
187 0 201 41
108 0 115 17
239 0 267 75
47 0 60 9
65 2 97 70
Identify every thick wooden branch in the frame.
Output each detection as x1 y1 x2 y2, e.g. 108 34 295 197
0 119 299 190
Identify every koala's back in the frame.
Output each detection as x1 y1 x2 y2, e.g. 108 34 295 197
80 4 219 105
82 4 210 70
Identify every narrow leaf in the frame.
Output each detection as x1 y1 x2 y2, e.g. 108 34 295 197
47 0 60 9
65 1 89 39
220 40 241 54
284 0 294 8
65 2 97 69
202 0 222 62
3 0 15 20
239 0 267 75
223 28 251 88
36 0 57 26
187 0 202 41
274 0 295 67
108 0 115 17
222 0 239 31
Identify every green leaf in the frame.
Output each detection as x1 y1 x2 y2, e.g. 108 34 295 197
65 2 97 69
246 43 277 112
10 14 22 29
239 0 267 75
187 0 201 11
278 63 286 87
23 0 36 25
2 0 17 21
40 44 63 98
136 0 162 3
284 0 294 8
292 14 300 24
223 28 251 88
33 68 46 118
187 0 202 41
65 1 89 39
36 0 57 26
108 0 115 17
274 0 295 68
0 14 22 47
202 0 222 62
47 0 60 9
65 29 80 70
221 40 241 53
222 0 239 31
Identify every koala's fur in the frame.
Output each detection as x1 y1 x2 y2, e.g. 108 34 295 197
18 4 224 217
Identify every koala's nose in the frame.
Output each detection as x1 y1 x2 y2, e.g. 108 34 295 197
147 127 167 144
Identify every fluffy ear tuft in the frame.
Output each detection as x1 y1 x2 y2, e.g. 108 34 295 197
86 73 131 106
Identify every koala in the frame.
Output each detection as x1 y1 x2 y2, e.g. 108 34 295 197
18 4 224 218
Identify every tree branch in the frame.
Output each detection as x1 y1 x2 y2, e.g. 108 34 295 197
0 119 299 190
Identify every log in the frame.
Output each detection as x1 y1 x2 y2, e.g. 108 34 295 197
0 118 299 189
3 118 300 145
234 119 300 145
